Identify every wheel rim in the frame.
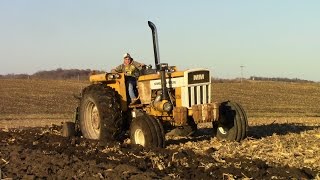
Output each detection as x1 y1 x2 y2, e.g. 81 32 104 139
218 126 228 135
134 129 145 146
91 106 100 130
217 115 230 135
84 101 100 138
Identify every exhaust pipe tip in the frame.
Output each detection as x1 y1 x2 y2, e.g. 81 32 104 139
148 21 160 71
148 21 155 28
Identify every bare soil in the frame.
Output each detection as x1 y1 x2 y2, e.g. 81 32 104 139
1 79 320 179
1 120 319 179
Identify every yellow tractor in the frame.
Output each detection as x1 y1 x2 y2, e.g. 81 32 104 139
63 21 248 148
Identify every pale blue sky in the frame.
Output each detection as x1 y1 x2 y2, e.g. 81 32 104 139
0 1 319 81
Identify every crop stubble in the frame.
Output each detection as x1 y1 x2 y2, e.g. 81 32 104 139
0 79 319 179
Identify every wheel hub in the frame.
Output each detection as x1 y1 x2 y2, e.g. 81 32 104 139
218 126 227 135
91 106 100 131
134 129 145 146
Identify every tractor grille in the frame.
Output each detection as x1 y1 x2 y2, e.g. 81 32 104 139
187 84 210 107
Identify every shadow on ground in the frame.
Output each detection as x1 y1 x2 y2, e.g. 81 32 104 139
166 122 320 145
166 128 214 146
248 123 320 138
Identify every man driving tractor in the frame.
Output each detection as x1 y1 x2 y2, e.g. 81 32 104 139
112 53 145 104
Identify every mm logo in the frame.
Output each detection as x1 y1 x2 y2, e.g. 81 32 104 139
193 74 205 81
188 70 209 84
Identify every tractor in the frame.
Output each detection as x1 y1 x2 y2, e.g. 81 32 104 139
63 21 248 148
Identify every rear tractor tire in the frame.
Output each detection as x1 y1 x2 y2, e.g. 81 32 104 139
130 114 165 148
213 101 248 142
79 84 123 141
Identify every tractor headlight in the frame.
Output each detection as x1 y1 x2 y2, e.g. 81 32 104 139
114 74 120 78
107 73 120 80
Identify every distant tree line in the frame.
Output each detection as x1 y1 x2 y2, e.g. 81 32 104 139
0 69 315 83
249 76 314 83
212 76 314 83
211 78 242 83
0 68 104 80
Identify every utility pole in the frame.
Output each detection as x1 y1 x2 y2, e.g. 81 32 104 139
240 65 245 83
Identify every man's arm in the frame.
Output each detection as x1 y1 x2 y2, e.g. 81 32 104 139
111 64 123 73
132 60 145 70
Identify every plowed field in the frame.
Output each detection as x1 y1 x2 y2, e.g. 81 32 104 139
0 79 319 179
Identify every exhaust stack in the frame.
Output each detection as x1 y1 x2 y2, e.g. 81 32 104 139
148 21 173 112
148 21 160 71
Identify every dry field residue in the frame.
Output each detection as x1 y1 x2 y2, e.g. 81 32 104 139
0 79 88 120
0 79 320 179
213 81 320 117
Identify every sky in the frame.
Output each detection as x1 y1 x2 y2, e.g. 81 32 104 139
0 1 319 81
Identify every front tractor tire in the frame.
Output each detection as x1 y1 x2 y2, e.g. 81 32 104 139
79 84 123 141
130 115 165 148
213 101 248 142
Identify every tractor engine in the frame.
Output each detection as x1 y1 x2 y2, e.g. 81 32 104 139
137 67 219 126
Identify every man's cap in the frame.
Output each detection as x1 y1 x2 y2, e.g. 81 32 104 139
123 53 131 58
